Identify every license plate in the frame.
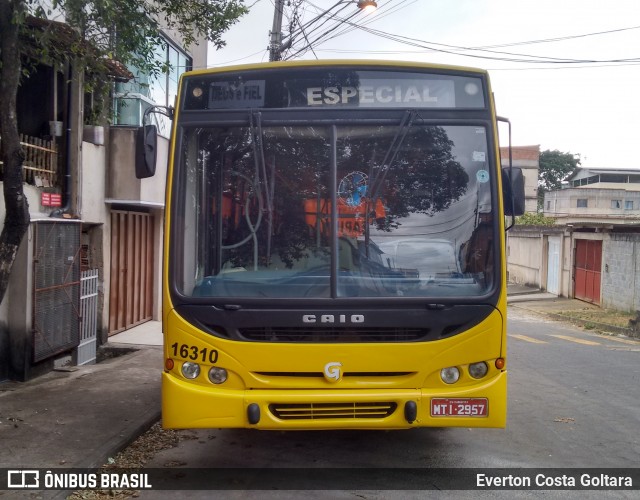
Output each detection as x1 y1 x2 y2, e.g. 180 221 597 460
431 398 488 417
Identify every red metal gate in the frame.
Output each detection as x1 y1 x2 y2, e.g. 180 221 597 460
574 239 602 305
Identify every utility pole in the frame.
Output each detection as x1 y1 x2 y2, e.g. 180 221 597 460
269 0 286 61
269 1 377 61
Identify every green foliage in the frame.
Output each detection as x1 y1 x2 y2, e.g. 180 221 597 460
538 149 581 208
21 1 247 92
539 149 581 191
515 212 556 226
0 0 247 305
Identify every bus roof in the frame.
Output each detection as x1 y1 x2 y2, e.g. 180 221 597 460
187 59 490 79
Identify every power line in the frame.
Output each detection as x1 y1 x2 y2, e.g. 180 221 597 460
281 1 640 66
289 0 414 58
221 1 640 70
333 21 640 65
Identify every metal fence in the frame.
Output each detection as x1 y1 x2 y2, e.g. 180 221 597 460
78 269 99 365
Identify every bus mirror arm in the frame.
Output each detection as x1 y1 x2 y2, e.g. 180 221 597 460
496 116 525 228
135 106 174 179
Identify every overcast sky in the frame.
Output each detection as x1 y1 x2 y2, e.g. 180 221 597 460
206 0 640 169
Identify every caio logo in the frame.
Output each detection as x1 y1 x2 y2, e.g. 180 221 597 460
323 362 343 383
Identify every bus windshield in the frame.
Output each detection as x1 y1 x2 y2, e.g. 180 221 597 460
176 121 495 299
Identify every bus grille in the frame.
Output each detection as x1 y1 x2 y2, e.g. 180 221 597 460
269 402 397 420
239 327 429 342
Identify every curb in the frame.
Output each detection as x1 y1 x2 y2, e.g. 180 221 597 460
510 303 638 338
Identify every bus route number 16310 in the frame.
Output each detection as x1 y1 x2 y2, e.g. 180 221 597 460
170 342 219 364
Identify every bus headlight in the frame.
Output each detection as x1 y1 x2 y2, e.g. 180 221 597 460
469 361 489 379
440 366 460 384
181 362 201 379
209 367 228 384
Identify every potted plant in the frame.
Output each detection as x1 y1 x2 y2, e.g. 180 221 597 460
83 77 107 145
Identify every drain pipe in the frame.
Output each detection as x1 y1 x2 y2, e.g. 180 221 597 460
50 62 74 218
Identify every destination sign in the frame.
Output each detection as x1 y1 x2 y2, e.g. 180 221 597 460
184 68 486 110
306 79 456 107
208 80 265 109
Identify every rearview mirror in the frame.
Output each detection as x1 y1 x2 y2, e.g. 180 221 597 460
502 167 525 216
135 125 157 179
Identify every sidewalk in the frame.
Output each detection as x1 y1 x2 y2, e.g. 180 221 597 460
0 292 635 496
0 323 163 487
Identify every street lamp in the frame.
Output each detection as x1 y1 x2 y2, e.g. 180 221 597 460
270 0 378 61
357 1 378 12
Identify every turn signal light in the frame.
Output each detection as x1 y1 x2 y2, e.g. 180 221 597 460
165 358 174 371
495 358 506 370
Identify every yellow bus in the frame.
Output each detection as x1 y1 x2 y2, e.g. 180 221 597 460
136 60 524 429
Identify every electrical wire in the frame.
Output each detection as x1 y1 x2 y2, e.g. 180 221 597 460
217 1 640 70
291 0 411 56
328 21 640 65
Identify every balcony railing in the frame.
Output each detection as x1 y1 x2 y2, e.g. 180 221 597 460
113 93 170 137
0 134 58 187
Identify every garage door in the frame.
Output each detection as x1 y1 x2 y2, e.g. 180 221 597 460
574 239 602 305
109 210 154 335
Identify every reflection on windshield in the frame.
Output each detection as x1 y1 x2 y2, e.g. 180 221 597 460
177 122 494 298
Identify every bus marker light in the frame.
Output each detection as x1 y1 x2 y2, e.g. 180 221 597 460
209 367 228 384
469 361 488 379
181 362 201 379
165 358 174 371
495 358 506 370
440 367 460 384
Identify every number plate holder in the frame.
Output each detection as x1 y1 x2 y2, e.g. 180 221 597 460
430 398 488 417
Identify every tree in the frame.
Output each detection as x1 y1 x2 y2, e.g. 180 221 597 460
516 212 556 226
537 149 581 209
0 0 247 305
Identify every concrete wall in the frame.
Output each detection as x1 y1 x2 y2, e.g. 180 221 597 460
602 234 640 313
545 188 640 218
81 141 110 339
107 127 168 205
509 226 640 312
507 230 542 286
507 227 572 297
3 221 34 380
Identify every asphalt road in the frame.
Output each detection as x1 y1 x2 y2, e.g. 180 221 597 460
134 308 640 498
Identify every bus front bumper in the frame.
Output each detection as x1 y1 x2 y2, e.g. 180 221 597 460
161 371 507 430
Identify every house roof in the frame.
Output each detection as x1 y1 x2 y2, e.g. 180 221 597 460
565 167 640 182
23 16 133 81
